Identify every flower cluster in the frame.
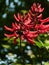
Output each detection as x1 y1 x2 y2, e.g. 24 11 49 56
4 3 49 44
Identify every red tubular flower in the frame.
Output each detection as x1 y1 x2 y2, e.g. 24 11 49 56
28 3 44 19
23 30 38 44
27 3 44 31
30 3 44 13
4 23 20 44
4 13 36 44
39 17 49 24
14 13 28 23
4 3 49 45
14 14 33 30
37 14 42 20
35 24 49 34
27 3 49 35
4 25 14 32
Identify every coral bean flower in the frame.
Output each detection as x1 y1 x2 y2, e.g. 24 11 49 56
28 3 49 34
28 3 44 19
35 17 49 34
4 13 38 44
29 3 44 14
27 3 44 30
4 3 49 45
23 30 38 44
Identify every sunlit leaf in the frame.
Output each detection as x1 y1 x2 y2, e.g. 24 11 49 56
34 41 44 48
2 44 10 49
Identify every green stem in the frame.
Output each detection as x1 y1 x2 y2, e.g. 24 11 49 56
20 35 25 65
19 25 25 65
20 35 21 48
37 36 43 65
38 36 44 47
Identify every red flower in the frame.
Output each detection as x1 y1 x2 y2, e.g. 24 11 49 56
30 3 44 13
35 24 49 34
4 13 37 44
27 3 49 35
27 3 44 31
4 3 49 45
23 30 38 44
39 17 49 24
14 13 34 30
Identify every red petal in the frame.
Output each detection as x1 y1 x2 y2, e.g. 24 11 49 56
38 4 41 8
12 23 18 30
15 23 20 29
18 13 21 20
24 18 31 25
40 17 49 24
14 38 18 45
24 15 28 21
4 34 14 38
42 25 49 30
14 32 18 37
38 8 44 13
31 3 36 12
33 3 36 8
27 33 38 39
4 25 13 32
35 8 38 12
38 30 47 34
14 14 19 21
27 38 34 44
37 14 42 19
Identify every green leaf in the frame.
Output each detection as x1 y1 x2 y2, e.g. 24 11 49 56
44 39 49 49
34 41 44 48
44 43 49 46
21 10 28 14
44 43 49 49
3 37 9 41
2 44 10 49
